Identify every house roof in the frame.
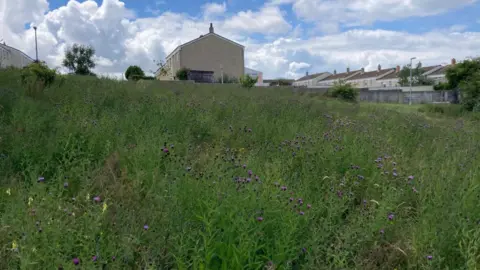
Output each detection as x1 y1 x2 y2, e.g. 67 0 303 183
295 72 329 82
321 69 362 81
165 32 244 61
347 68 394 80
378 69 400 80
0 43 34 62
428 65 450 76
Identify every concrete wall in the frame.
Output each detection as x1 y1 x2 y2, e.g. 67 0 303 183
369 85 434 92
359 90 454 104
180 35 244 81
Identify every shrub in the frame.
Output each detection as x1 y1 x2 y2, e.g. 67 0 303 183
125 65 145 81
460 71 480 111
20 62 56 96
434 82 450 90
330 81 358 102
239 74 257 88
176 68 189 80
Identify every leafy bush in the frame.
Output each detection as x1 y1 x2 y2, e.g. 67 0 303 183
176 68 189 80
460 71 480 111
330 81 358 102
125 65 145 81
20 62 57 97
239 74 257 88
433 82 451 90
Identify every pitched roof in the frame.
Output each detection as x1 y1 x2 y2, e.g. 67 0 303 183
378 69 400 80
428 65 450 75
422 65 441 74
347 68 394 80
0 43 34 62
321 69 362 81
295 72 329 82
165 32 244 61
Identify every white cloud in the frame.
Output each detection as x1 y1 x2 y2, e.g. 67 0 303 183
276 0 477 28
449 24 468 32
2 0 479 80
223 6 291 34
202 2 227 19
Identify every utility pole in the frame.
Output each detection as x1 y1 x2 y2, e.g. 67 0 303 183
33 26 39 62
409 57 416 105
220 64 223 84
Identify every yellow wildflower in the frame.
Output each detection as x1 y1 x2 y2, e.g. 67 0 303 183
28 197 33 206
12 240 18 251
6 188 11 195
102 202 108 213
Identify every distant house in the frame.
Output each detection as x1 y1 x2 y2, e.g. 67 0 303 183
263 79 294 86
0 42 34 69
156 23 245 82
375 62 450 87
292 72 331 87
376 66 402 87
346 65 394 88
245 67 263 85
425 59 456 84
317 68 362 87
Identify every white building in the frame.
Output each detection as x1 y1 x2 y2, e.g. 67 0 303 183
245 67 264 86
0 42 34 69
317 68 361 87
293 71 331 87
346 65 394 88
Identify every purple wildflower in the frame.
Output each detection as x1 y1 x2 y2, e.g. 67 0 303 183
255 175 259 181
246 178 251 183
64 182 69 188
281 186 287 191
143 224 149 230
92 256 97 262
426 255 433 260
242 164 246 169
112 256 116 261
408 175 414 180
380 229 385 234
301 247 307 253
412 187 418 193
388 213 395 221
256 216 264 222
393 172 398 177
93 196 101 203
72 258 80 265
37 177 45 183
299 211 305 215
307 204 312 209
337 190 343 198
357 175 364 180
163 148 169 153
248 170 252 176
289 197 294 202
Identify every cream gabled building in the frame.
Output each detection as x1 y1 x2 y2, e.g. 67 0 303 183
156 23 245 81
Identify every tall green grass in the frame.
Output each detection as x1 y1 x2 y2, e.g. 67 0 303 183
1 70 479 269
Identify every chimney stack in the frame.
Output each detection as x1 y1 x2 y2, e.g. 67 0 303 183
333 69 337 75
378 64 381 71
347 67 350 73
361 67 365 73
306 71 308 76
396 65 400 73
209 23 214 34
451 58 456 65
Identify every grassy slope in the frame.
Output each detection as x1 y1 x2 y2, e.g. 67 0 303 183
0 70 479 269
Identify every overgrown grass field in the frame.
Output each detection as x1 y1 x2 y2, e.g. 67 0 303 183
1 70 479 269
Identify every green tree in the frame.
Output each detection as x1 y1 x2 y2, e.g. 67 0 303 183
176 68 189 80
239 74 257 88
398 62 433 86
125 65 145 81
445 57 480 105
459 71 480 111
330 80 358 102
62 43 96 75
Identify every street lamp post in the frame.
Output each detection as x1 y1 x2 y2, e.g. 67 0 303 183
33 26 39 62
409 57 416 105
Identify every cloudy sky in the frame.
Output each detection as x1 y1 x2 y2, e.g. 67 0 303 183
1 0 480 79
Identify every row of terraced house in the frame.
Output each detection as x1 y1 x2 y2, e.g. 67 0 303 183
292 59 455 89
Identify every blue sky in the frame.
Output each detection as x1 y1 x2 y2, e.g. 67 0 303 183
5 0 480 79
